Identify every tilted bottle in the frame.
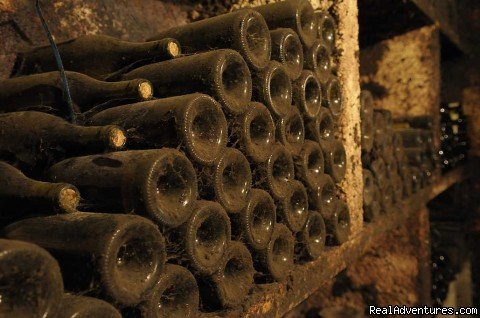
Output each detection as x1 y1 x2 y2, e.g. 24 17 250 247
0 239 64 318
0 71 153 116
0 161 80 224
198 241 254 310
292 70 322 119
323 76 343 117
47 149 198 228
295 211 326 261
228 102 276 163
270 28 304 80
316 11 337 51
121 49 252 116
276 107 306 156
276 179 309 233
322 138 347 183
307 173 336 218
88 93 228 166
4 212 166 306
197 147 252 214
304 40 331 83
12 35 181 80
0 111 125 175
294 140 325 191
148 9 271 71
325 199 351 245
57 295 122 318
254 0 317 48
305 106 335 143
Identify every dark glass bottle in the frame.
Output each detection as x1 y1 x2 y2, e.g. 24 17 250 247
373 110 386 148
304 40 331 83
121 49 252 116
148 9 270 71
0 111 125 175
197 147 252 214
325 199 351 245
316 11 337 50
5 212 166 306
0 239 63 318
276 179 309 233
252 61 293 118
307 173 336 219
47 149 198 228
254 0 317 48
322 138 347 183
12 35 181 80
292 70 322 119
88 93 228 166
360 90 374 123
294 140 325 190
167 200 231 276
380 131 395 163
270 28 304 80
305 106 334 143
295 211 326 261
0 161 79 223
323 76 343 117
362 168 374 207
276 107 306 156
370 157 387 188
198 241 254 310
0 71 153 115
231 188 276 251
361 113 374 153
58 295 122 318
364 199 381 222
228 102 276 163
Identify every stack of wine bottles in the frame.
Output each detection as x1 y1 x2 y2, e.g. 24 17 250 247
360 90 432 222
0 0 350 316
439 102 469 172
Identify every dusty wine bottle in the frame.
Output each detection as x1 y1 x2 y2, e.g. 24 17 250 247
121 49 251 116
228 102 275 163
252 61 293 118
316 11 337 51
360 90 374 123
231 189 276 251
0 239 63 318
304 40 331 83
292 70 322 119
305 106 335 143
362 168 374 207
373 110 386 148
0 161 80 222
295 211 326 261
276 107 306 156
149 9 270 71
87 93 228 166
167 200 231 275
47 149 198 228
307 173 335 218
370 157 387 188
276 179 309 232
198 241 254 310
323 76 343 117
254 0 317 48
325 199 351 245
252 144 295 200
361 114 374 152
0 71 153 115
57 295 122 318
254 223 294 282
270 28 304 80
197 147 252 213
294 140 325 190
0 111 125 175
12 35 181 80
322 138 347 183
4 212 166 306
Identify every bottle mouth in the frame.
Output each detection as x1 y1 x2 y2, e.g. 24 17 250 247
216 149 252 212
246 190 276 250
296 1 317 46
268 224 294 281
105 126 127 150
321 176 335 214
242 12 271 70
267 63 292 118
285 181 309 232
186 96 228 165
284 109 305 148
305 212 326 259
138 80 154 100
56 185 80 213
244 103 275 162
335 200 351 244
268 146 295 198
305 145 324 183
333 141 346 174
319 14 336 48
327 79 343 116
318 109 334 140
218 52 251 115
314 43 331 75
282 32 303 78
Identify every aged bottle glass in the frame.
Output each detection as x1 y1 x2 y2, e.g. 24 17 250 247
323 76 343 117
373 110 387 148
322 138 347 183
362 168 374 207
316 11 337 50
270 28 303 80
276 179 309 233
305 106 334 143
295 211 326 261
292 70 322 119
276 107 306 156
294 140 325 191
325 199 351 245
304 40 331 83
58 295 122 318
307 173 335 218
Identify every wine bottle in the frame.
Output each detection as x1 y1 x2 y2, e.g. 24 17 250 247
197 147 252 214
87 93 228 166
0 239 63 318
198 241 254 310
167 200 231 275
276 107 306 156
292 70 322 119
362 168 374 207
133 264 199 318
252 144 295 200
316 11 337 50
361 114 374 152
0 161 80 223
231 188 276 251
361 90 374 152
373 110 386 148
294 140 324 190
276 179 309 232
0 71 153 115
12 35 181 80
254 223 294 282
4 212 166 306
370 157 387 188
228 102 275 163
304 40 331 83
252 61 293 118
47 149 198 228
0 111 125 175
58 295 121 318
121 49 252 116
323 76 343 117
360 90 374 120
254 0 317 48
372 181 385 214
270 28 304 80
295 211 326 261
375 109 393 129
325 199 351 245
322 138 347 183
307 173 336 219
148 9 270 71
305 106 334 143
364 198 381 222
